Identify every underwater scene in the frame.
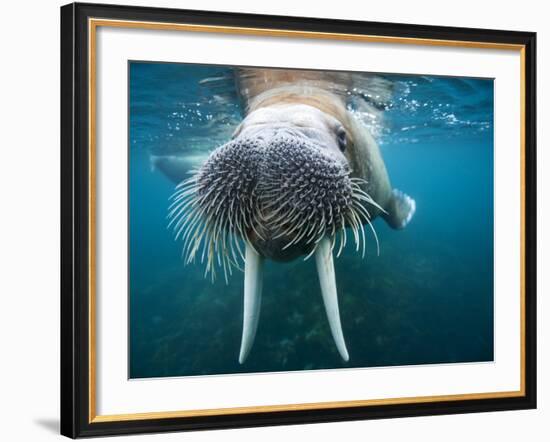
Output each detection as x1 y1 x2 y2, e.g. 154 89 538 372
129 61 494 378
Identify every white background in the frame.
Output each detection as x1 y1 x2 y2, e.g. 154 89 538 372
0 0 546 440
96 26 520 415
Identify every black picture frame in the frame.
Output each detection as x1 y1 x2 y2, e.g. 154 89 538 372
61 2 537 438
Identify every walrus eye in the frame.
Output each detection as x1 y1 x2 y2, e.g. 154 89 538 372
336 127 347 152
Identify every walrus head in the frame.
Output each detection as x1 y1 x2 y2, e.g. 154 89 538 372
168 102 383 363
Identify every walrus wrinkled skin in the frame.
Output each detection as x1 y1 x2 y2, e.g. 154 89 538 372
164 68 416 363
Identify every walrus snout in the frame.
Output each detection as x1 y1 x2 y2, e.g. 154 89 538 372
165 74 417 365
192 131 354 262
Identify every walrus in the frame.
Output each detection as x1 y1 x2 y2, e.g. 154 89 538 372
163 67 416 364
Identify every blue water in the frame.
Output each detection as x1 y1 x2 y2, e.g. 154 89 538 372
129 62 494 378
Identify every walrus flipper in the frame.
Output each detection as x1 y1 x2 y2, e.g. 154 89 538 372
382 189 416 229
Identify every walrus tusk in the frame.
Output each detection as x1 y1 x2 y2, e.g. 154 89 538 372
315 237 350 362
239 243 265 364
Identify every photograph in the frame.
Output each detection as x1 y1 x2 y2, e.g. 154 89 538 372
129 62 494 378
0 0 544 440
58 3 536 437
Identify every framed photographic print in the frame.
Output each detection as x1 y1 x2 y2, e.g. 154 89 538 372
60 2 537 438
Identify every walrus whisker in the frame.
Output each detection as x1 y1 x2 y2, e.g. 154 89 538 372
281 230 302 250
187 219 209 263
168 182 198 206
233 214 248 243
314 212 327 241
241 205 252 229
214 195 229 215
204 189 225 212
181 205 209 238
167 194 196 217
224 224 240 264
349 199 379 255
168 187 197 207
284 209 304 230
228 236 244 272
186 204 216 254
365 217 380 256
353 191 387 215
336 228 344 258
195 228 217 267
353 191 378 207
173 176 198 191
200 231 211 265
351 200 372 223
176 207 202 242
249 218 265 242
337 216 347 258
210 237 229 284
265 209 296 231
250 196 267 239
306 221 324 245
168 197 200 230
233 232 246 263
305 219 321 244
223 253 232 284
283 224 309 250
218 247 228 283
197 227 217 271
329 234 337 251
177 215 199 249
205 234 218 270
212 217 227 260
222 237 236 271
172 177 199 192
330 211 337 237
302 240 320 261
209 209 226 249
260 191 289 211
180 206 210 246
351 207 367 258
350 204 370 243
260 200 292 222
220 241 232 277
352 208 366 256
260 205 294 229
304 229 319 246
346 212 360 252
196 183 219 206
352 216 362 253
167 204 191 231
180 200 211 241
222 241 235 275
351 187 375 204
278 213 309 239
270 219 297 240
